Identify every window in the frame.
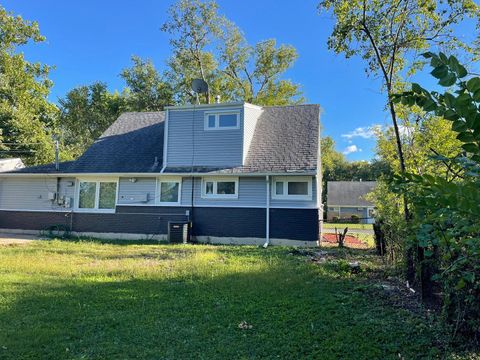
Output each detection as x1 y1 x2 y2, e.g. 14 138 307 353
272 177 312 200
158 177 181 205
77 179 117 212
204 111 240 130
201 177 238 199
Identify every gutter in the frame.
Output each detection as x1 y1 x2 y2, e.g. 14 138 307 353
0 171 317 178
263 175 270 248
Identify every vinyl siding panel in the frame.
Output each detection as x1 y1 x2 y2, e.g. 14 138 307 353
166 106 244 167
117 177 156 205
179 176 317 208
270 177 318 208
0 177 75 211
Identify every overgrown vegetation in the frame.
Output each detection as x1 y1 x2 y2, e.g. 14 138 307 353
389 53 480 340
0 240 475 359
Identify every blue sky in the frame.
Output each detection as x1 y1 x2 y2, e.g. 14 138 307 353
2 0 477 160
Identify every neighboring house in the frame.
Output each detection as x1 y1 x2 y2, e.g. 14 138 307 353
0 102 321 246
0 158 24 172
326 181 376 224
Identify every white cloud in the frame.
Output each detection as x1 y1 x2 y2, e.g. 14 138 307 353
341 124 382 140
342 145 362 155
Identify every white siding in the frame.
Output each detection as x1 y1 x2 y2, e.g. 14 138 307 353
0 177 75 210
242 105 262 164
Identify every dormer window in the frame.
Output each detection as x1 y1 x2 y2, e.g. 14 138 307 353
204 111 240 130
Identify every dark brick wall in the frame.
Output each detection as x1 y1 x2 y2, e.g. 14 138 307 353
0 207 319 241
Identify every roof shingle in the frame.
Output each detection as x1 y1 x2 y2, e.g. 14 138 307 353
10 104 319 175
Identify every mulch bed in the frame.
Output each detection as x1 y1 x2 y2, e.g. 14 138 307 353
322 233 364 245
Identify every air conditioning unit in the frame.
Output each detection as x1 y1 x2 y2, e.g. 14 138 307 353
168 221 191 244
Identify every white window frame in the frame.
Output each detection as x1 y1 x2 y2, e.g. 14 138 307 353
204 110 240 130
272 176 312 201
156 176 182 205
201 177 239 199
75 177 119 213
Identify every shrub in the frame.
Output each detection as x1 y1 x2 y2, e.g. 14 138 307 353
391 52 480 340
350 215 360 224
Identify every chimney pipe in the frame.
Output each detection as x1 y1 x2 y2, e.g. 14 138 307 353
54 138 59 171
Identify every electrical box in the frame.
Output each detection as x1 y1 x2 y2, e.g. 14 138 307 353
64 197 72 208
120 194 149 203
47 192 57 201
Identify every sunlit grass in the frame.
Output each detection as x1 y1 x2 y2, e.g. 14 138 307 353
0 240 471 359
323 223 373 230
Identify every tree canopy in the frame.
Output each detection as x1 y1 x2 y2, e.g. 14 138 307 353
0 6 58 165
162 0 304 105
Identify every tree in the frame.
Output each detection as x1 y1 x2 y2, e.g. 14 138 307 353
393 53 480 335
58 82 126 158
162 0 303 105
120 56 174 111
318 0 479 201
319 0 479 282
0 6 58 165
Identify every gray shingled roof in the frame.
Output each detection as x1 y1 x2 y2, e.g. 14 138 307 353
245 105 319 172
69 112 164 173
10 104 319 174
327 181 376 207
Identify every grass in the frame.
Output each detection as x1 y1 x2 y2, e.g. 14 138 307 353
0 240 474 359
323 222 373 230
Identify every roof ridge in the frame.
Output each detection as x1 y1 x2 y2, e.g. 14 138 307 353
119 111 165 115
263 104 319 109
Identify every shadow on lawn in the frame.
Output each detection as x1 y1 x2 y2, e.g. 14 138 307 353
0 248 451 360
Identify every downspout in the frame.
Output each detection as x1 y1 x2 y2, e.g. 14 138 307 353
160 109 169 173
263 175 270 248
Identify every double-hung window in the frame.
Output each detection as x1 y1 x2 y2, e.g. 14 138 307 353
201 177 238 199
77 179 117 212
272 177 312 201
204 111 240 130
157 177 182 205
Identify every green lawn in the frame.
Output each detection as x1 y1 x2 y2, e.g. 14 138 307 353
0 240 472 359
323 223 373 230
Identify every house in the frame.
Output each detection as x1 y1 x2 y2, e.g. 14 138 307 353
326 181 376 224
0 158 24 172
0 102 321 246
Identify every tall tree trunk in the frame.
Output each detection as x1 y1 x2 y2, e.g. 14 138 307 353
387 96 415 285
361 13 416 285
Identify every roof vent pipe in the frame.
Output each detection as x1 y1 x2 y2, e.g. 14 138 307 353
215 95 221 104
53 136 59 171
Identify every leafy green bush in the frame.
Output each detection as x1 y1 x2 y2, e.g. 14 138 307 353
392 52 480 339
350 215 360 224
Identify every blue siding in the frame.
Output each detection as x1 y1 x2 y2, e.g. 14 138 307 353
166 106 244 167
118 177 156 205
270 178 318 208
180 176 317 208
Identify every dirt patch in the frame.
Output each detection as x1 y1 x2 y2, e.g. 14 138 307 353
322 233 364 245
0 233 37 245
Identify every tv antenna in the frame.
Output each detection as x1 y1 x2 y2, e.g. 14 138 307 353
191 79 208 104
